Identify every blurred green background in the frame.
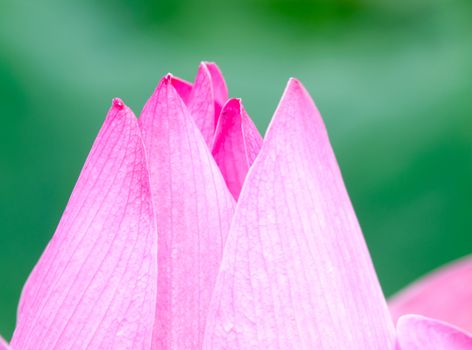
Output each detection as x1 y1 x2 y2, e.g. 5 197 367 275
1 0 471 339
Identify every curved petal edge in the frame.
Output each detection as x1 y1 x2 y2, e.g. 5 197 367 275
397 314 472 350
389 255 472 333
203 78 396 349
212 98 262 200
12 99 157 350
188 62 229 146
139 75 235 349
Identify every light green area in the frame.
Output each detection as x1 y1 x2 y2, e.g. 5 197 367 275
0 0 471 339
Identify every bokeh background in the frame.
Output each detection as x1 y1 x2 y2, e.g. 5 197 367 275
1 0 471 338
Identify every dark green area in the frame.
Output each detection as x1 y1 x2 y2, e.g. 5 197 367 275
0 0 471 339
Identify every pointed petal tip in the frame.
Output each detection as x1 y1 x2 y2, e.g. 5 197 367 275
200 61 218 69
163 72 173 82
204 73 396 349
222 98 242 113
212 95 262 200
148 73 180 101
288 76 302 85
265 76 322 140
109 97 137 123
196 61 228 97
13 92 157 349
217 98 251 126
111 97 125 110
139 62 235 348
285 77 308 96
155 73 174 89
197 61 211 74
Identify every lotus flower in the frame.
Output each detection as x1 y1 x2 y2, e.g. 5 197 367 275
1 62 471 349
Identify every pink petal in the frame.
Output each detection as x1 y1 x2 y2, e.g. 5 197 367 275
0 335 11 350
139 75 235 349
397 314 472 349
203 78 396 349
211 98 263 200
12 99 157 350
170 76 193 105
187 62 229 146
389 255 472 333
204 61 228 120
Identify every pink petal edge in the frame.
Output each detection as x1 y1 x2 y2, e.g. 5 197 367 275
397 314 472 350
170 76 193 105
203 78 396 349
12 99 157 350
187 62 229 146
139 75 235 349
212 98 263 200
204 61 229 122
389 255 472 334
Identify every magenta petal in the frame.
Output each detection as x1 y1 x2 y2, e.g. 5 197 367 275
170 76 193 105
389 256 472 333
397 315 472 349
203 79 396 349
204 61 228 120
187 62 229 146
211 98 263 200
11 99 157 350
139 75 235 349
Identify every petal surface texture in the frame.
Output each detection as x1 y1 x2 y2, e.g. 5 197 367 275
203 79 396 350
139 75 235 349
397 315 472 350
389 255 472 333
212 98 263 200
187 62 228 146
11 99 157 350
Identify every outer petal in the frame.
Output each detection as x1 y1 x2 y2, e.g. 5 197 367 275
139 75 235 349
211 98 263 200
203 79 396 349
12 99 157 349
389 256 472 333
187 62 229 146
397 315 472 349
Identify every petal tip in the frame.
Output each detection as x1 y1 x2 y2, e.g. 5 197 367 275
109 97 136 122
163 72 173 82
149 73 180 102
198 62 211 74
112 97 125 110
286 77 305 93
222 98 242 113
